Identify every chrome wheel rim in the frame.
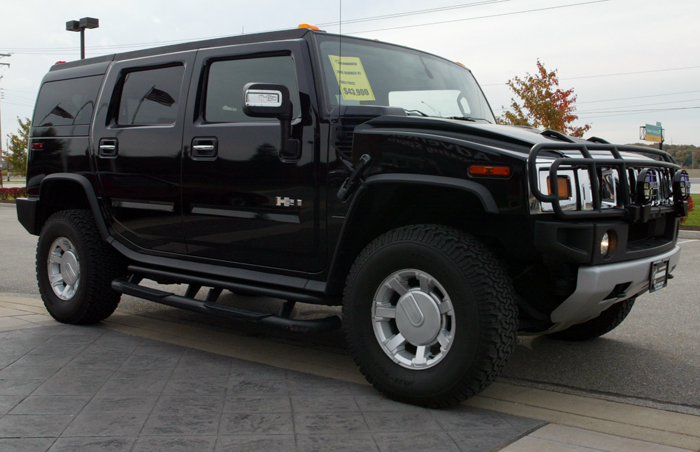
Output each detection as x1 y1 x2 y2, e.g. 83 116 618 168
372 269 455 369
47 237 80 300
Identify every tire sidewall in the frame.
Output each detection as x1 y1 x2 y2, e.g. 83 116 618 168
37 215 89 321
346 239 485 399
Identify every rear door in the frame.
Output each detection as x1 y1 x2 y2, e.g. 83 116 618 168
181 40 324 272
92 51 195 253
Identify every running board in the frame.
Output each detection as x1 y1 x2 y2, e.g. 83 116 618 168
127 265 338 305
111 278 341 334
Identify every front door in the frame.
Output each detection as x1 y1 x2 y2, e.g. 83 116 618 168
181 41 323 272
92 51 195 253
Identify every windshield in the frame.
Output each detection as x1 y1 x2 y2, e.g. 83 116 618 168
317 36 495 123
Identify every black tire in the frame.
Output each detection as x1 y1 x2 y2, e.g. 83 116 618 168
343 225 518 408
547 298 635 341
36 210 125 324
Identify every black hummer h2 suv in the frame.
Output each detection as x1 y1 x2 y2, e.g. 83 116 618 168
17 26 690 407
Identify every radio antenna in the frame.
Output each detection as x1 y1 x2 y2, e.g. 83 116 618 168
339 0 342 113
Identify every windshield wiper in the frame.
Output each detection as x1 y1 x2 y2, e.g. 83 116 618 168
405 109 429 117
447 116 491 124
421 101 442 116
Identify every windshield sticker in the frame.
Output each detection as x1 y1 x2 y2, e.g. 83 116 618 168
328 55 376 101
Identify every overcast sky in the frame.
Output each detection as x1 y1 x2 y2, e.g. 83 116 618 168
1 0 698 148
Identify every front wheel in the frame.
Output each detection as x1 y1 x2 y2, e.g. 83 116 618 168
36 210 125 324
343 225 518 408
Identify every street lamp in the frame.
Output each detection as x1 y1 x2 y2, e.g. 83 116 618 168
66 17 99 60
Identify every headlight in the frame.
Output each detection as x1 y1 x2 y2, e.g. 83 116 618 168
531 164 584 214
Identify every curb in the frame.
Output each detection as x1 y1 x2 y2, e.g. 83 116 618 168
679 229 700 239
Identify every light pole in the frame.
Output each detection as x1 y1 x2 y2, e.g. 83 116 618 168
0 75 3 189
0 55 10 188
66 17 99 60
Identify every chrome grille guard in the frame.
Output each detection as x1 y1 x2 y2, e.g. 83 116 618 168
528 142 686 220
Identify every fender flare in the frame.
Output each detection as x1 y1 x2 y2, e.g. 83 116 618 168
37 173 111 241
326 173 498 294
363 173 498 213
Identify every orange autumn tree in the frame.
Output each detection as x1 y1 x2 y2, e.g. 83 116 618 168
500 60 590 137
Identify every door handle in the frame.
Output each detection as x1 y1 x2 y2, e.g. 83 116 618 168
98 138 118 157
191 137 218 159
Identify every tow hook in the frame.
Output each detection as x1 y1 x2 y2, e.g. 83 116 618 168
337 154 372 202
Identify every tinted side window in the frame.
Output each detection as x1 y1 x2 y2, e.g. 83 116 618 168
117 65 184 125
34 76 102 127
205 56 300 123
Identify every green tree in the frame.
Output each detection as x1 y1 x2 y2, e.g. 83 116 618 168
500 60 590 137
6 117 31 177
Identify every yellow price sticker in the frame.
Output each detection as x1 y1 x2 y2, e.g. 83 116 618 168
328 55 376 101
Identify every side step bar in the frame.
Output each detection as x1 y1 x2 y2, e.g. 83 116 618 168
128 265 338 305
111 277 341 334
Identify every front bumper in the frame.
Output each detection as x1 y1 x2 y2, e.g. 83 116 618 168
534 216 679 265
549 245 681 327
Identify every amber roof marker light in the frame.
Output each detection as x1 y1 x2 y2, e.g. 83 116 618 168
298 24 321 31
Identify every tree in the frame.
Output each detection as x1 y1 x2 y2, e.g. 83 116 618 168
634 143 699 169
6 117 31 177
500 60 590 137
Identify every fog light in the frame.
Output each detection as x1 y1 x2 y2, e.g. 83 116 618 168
636 169 657 204
600 230 616 258
600 232 610 256
673 170 691 201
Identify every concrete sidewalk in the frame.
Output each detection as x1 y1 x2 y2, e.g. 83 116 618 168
0 296 543 452
1 295 698 451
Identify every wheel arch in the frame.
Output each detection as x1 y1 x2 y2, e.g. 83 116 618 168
326 174 499 296
35 174 110 241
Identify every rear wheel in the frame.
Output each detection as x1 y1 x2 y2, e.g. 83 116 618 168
37 210 125 324
547 298 636 341
343 225 518 408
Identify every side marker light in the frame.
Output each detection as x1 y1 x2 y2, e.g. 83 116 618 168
469 166 511 177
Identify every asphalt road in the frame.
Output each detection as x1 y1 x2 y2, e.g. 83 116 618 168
2 203 699 415
0 203 42 295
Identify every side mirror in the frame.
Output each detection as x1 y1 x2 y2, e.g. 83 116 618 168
243 83 300 161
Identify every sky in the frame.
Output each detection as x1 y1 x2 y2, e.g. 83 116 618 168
1 0 698 150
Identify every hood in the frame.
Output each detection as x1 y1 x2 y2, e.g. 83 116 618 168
357 114 593 153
